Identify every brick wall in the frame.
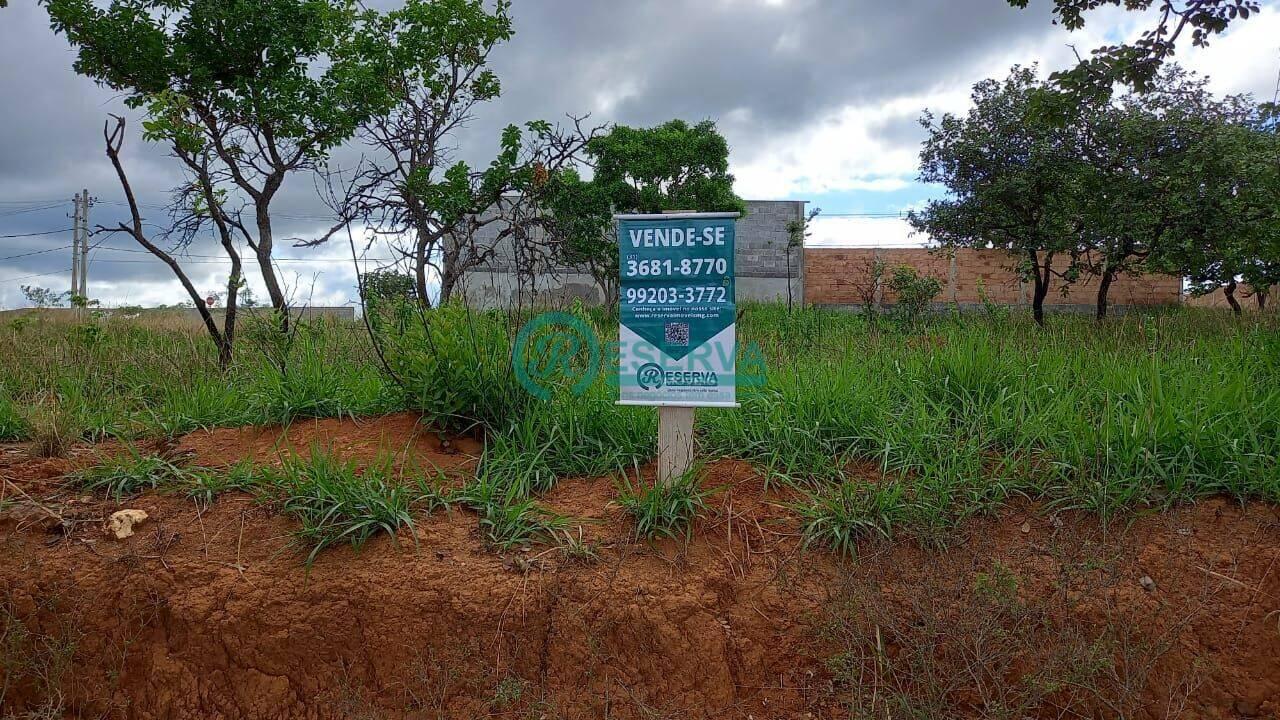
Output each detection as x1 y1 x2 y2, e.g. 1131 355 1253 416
803 247 1183 308
1185 285 1277 313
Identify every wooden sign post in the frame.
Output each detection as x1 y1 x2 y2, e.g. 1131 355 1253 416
615 212 740 485
658 406 696 484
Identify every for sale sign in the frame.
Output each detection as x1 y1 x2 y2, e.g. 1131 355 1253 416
616 212 740 407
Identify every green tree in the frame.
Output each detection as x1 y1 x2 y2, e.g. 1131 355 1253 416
1007 0 1261 98
909 67 1089 326
1151 99 1280 314
43 0 400 339
545 120 746 308
20 286 69 309
1071 69 1242 319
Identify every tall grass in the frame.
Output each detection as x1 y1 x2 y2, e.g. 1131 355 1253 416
0 388 27 441
3 304 1277 548
0 312 394 439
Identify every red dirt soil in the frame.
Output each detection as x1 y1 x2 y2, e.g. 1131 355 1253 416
1 414 1278 719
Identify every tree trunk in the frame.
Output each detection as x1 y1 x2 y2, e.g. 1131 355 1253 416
219 263 242 371
438 272 457 307
413 239 433 310
1095 267 1115 321
253 205 289 333
103 116 229 361
1032 277 1048 326
1225 279 1242 316
1257 288 1268 311
1029 251 1051 327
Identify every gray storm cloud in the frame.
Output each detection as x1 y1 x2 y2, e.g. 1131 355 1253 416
0 0 1270 307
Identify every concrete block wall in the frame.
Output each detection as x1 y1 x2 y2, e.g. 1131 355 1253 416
457 200 806 308
804 247 1183 309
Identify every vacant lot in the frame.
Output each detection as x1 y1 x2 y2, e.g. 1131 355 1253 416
2 306 1278 719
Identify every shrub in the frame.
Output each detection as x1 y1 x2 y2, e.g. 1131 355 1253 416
383 304 531 434
888 264 942 327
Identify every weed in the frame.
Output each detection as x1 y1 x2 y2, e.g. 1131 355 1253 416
0 305 1277 539
273 449 416 565
71 448 191 499
0 389 27 442
1 590 81 717
21 401 80 459
410 466 453 514
796 480 906 556
385 303 532 434
491 676 526 709
478 497 566 551
185 460 267 507
616 470 717 540
815 559 1146 718
555 526 600 563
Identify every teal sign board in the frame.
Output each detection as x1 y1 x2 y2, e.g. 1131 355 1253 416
616 212 739 407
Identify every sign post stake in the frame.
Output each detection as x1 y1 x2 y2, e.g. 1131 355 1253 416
657 406 696 485
614 212 741 486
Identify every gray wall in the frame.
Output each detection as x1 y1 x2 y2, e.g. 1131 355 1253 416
0 306 356 323
455 200 807 309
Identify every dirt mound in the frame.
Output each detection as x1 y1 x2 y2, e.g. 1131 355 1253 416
2 416 1279 719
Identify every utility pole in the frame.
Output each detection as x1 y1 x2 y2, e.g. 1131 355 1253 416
70 191 82 298
79 188 90 300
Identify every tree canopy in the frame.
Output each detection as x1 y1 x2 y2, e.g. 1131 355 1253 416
909 67 1090 325
911 64 1280 321
545 120 746 307
42 0 408 342
1007 0 1262 98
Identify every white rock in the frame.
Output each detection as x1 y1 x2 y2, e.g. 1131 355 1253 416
107 509 148 540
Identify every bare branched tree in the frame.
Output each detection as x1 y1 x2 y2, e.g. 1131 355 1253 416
101 116 243 369
298 0 596 309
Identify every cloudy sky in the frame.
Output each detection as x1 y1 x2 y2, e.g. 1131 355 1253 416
1 0 1277 309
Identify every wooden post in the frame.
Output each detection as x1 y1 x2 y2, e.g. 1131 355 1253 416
657 406 695 485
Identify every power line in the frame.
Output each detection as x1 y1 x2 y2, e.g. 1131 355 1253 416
91 244 393 263
98 200 340 221
0 244 74 262
0 267 72 285
0 227 74 239
0 203 64 218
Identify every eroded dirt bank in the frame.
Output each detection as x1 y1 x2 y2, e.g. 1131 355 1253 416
2 415 1278 719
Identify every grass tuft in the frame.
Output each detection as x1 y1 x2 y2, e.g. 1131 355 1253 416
22 401 81 459
796 480 906 557
273 448 415 565
70 448 191 499
616 470 718 540
186 460 267 507
478 498 567 551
